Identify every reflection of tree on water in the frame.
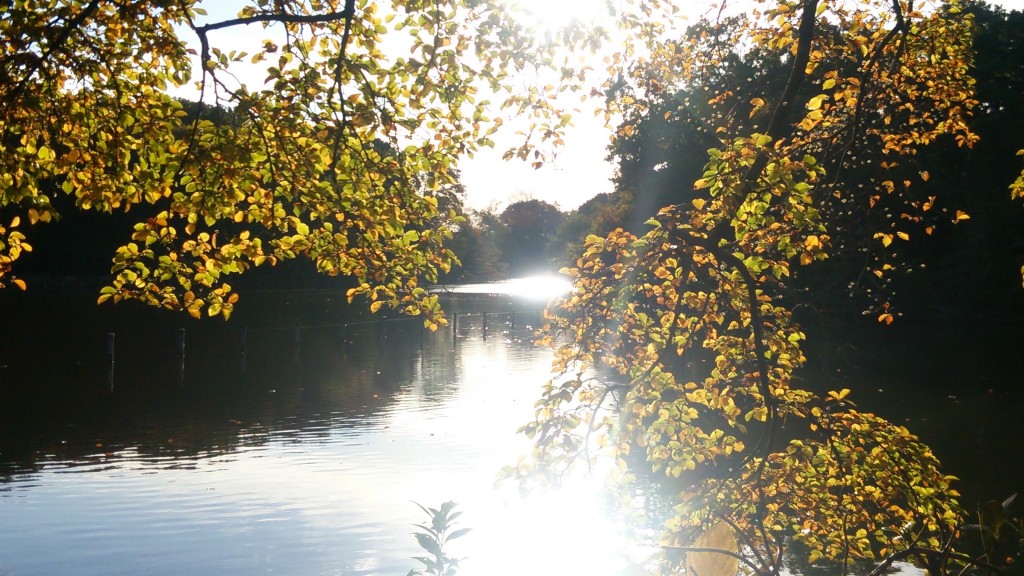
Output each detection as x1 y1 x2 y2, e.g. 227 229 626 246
0 292 437 477
0 288 551 483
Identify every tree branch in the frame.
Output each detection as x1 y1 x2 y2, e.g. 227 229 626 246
194 10 354 34
742 0 819 184
701 0 819 246
866 546 1012 576
329 0 357 175
837 0 908 163
661 546 763 575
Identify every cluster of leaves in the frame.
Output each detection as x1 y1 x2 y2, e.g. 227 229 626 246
966 494 1023 569
607 2 979 318
0 0 604 322
516 1 1005 574
408 501 469 576
1012 152 1024 285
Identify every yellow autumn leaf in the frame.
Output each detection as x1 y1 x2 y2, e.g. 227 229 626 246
829 388 851 400
806 94 827 110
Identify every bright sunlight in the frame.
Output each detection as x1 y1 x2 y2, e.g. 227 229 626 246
509 0 617 32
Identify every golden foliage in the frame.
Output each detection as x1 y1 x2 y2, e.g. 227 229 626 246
518 1 983 574
0 0 596 322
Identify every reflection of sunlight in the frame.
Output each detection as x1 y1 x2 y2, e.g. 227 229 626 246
463 477 645 576
503 275 573 300
437 327 646 576
438 275 571 300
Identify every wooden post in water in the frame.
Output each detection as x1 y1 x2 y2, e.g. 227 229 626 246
106 332 116 391
451 313 458 344
341 323 350 358
482 311 488 339
177 328 186 385
240 327 248 375
510 311 516 330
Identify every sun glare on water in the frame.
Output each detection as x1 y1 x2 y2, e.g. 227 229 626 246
436 275 572 301
461 478 652 576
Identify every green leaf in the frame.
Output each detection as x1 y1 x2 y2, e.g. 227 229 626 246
414 533 442 556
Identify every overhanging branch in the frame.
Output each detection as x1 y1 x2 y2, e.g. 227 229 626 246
194 10 354 34
743 0 819 184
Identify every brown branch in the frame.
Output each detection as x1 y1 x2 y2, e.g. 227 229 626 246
701 0 819 248
715 512 771 574
741 0 820 184
677 8 821 569
837 0 908 165
661 546 763 575
694 0 821 451
329 0 357 176
194 10 354 34
866 546 1012 576
582 380 628 471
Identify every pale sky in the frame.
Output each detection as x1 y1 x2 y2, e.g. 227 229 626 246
180 0 1024 213
455 0 722 211
462 0 1024 212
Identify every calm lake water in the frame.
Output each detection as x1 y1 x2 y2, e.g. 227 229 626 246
1 279 1021 575
0 279 651 576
